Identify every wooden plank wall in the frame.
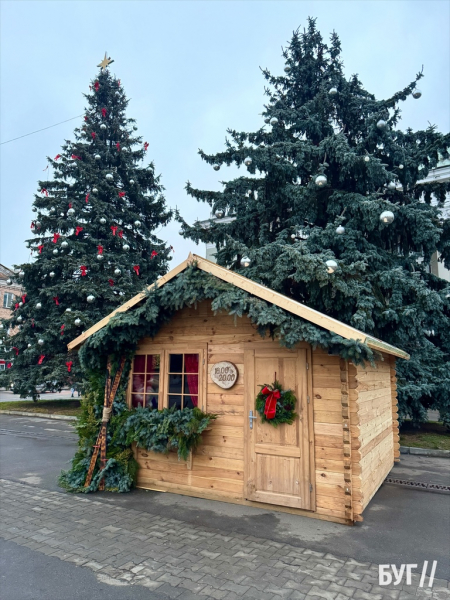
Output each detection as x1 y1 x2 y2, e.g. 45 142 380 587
353 355 395 513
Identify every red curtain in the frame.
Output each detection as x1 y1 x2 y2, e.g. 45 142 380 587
184 354 199 406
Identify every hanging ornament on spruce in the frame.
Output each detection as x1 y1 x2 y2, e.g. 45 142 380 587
61 240 69 248
213 165 220 171
270 117 278 125
134 220 141 227
412 88 422 99
50 206 56 212
28 343 32 348
364 156 370 163
17 316 23 322
376 119 387 130
387 181 396 190
87 295 95 303
97 254 104 260
123 244 130 251
114 268 121 275
32 207 37 212
336 225 345 235
240 256 251 267
75 226 83 236
244 156 252 166
106 173 113 181
95 154 101 160
74 318 81 326
68 208 75 216
65 308 72 313
6 278 12 285
399 164 404 169
92 188 98 193
35 221 41 227
38 339 44 345
129 179 135 184
36 303 42 309
284 65 291 73
19 301 23 307
315 175 327 187
49 272 55 278
19 271 25 278
215 209 225 218
329 87 338 95
100 217 107 224
326 259 338 273
380 210 395 224
53 249 58 255
100 123 107 130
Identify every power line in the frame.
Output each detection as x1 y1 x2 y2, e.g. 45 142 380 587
0 115 84 145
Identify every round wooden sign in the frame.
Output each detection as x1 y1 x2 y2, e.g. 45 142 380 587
210 361 238 389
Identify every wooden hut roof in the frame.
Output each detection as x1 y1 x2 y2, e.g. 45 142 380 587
67 253 409 360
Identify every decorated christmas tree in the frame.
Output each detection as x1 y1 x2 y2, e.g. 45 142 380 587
0 55 172 399
181 20 450 424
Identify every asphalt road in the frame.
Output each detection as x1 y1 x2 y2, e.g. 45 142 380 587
0 413 449 599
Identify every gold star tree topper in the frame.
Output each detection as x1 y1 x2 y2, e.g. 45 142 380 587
97 53 114 71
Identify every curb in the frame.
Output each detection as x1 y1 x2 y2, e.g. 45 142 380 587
400 445 450 458
0 410 77 421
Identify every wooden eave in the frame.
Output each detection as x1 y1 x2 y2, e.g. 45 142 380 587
67 253 410 360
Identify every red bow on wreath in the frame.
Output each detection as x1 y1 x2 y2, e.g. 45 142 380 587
116 142 120 151
22 294 27 304
261 386 281 420
118 230 123 238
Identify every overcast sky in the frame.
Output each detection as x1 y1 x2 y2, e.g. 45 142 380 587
1 0 449 269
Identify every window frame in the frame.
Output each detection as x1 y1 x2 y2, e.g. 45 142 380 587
3 292 14 309
127 344 206 411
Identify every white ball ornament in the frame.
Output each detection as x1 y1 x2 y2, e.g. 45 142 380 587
215 209 225 219
36 303 42 309
49 272 55 278
68 208 75 216
95 154 101 160
123 244 130 251
38 339 44 345
134 220 141 227
61 241 69 248
326 259 338 273
100 217 107 224
377 119 387 130
106 173 113 181
399 164 404 170
19 270 25 278
364 156 370 163
387 181 396 190
240 256 251 268
244 156 252 166
100 123 107 130
53 249 59 255
97 254 104 260
35 221 41 227
74 318 81 326
380 210 395 224
315 175 327 187
329 87 338 95
115 91 120 96
92 188 98 193
87 295 95 303
19 302 23 307
65 308 72 313
17 316 23 322
270 117 279 126
28 343 32 348
336 225 345 235
50 206 56 212
114 268 121 276
412 88 422 99
6 278 12 285
129 179 135 184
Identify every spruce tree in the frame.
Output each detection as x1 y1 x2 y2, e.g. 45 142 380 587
0 60 172 399
181 19 450 424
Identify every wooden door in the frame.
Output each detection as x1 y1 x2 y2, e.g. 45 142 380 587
244 348 313 510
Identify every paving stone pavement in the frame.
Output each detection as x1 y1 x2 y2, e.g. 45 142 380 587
1 479 448 600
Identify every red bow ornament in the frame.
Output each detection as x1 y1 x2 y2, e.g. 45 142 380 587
12 347 19 356
52 233 61 244
68 203 72 209
116 142 120 151
80 265 87 276
31 319 35 328
53 296 59 306
54 154 61 161
85 193 90 204
91 132 96 140
108 279 114 286
41 188 48 196
38 355 45 365
151 250 158 259
75 226 83 236
261 386 281 420
101 108 107 117
60 324 65 336
66 361 73 372
38 244 44 254
15 303 19 310
22 294 27 304
117 79 120 87
71 154 81 160
133 265 140 276
97 245 103 255
94 81 99 91
118 191 125 198
118 230 123 238
84 116 88 121
144 142 149 151
31 222 35 229
110 225 118 236
7 362 12 369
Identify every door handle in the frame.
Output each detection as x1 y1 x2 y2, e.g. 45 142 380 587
249 410 257 430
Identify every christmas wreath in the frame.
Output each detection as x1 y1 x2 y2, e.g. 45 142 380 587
255 379 297 427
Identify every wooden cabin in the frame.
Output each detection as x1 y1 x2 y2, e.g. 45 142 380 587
69 254 409 525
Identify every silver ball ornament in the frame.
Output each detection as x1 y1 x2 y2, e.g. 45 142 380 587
28 343 32 348
65 308 72 312
36 303 42 309
364 156 370 162
377 119 387 130
387 181 396 190
35 221 41 227
244 156 252 166
315 175 327 187
92 188 98 193
95 154 101 160
87 295 95 303
74 318 81 326
399 164 404 170
19 302 23 307
17 316 23 322
19 270 25 278
329 87 338 95
6 278 12 285
326 259 338 273
129 179 135 184
134 220 141 227
336 225 345 235
215 209 225 219
38 339 44 345
213 165 220 171
97 254 104 260
61 241 69 248
115 91 120 96
105 173 113 181
284 66 291 73
380 210 395 224
270 117 279 126
412 88 422 99
49 272 55 278
240 256 251 268
100 123 107 130
100 217 107 224
32 207 37 212
68 208 75 216
53 249 59 255
50 206 56 212
123 244 130 251
114 268 121 276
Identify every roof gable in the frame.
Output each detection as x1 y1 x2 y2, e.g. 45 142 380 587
68 254 409 360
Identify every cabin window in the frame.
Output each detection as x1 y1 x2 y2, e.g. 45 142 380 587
131 354 160 409
167 353 199 409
